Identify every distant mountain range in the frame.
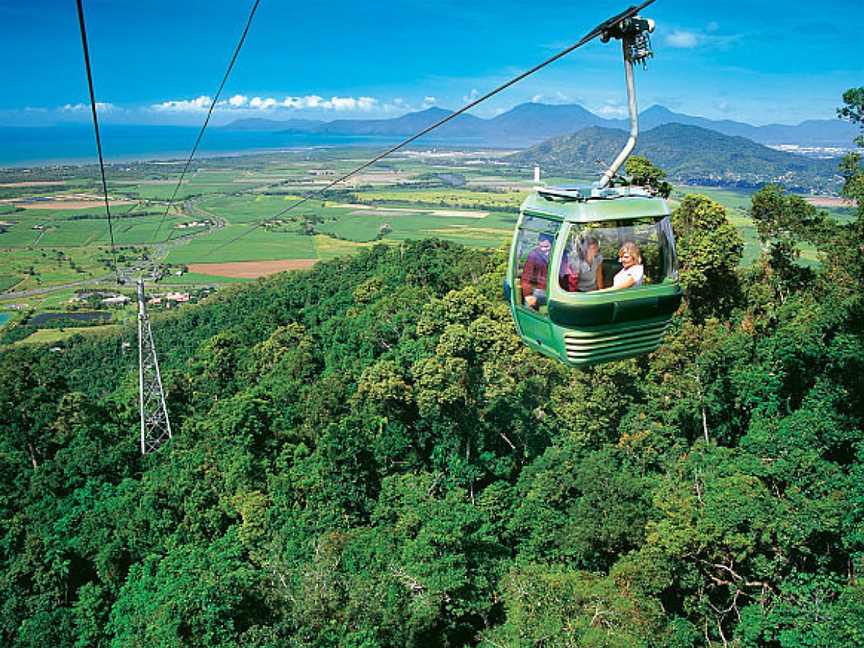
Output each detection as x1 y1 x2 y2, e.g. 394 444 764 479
223 103 859 149
508 123 842 193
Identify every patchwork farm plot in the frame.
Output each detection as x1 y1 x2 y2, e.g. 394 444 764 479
0 148 852 320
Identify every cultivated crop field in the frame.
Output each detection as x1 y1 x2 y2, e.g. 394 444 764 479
0 147 851 322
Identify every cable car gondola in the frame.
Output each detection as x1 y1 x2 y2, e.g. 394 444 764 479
505 12 682 367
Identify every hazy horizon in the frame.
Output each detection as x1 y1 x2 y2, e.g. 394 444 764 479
1 100 850 131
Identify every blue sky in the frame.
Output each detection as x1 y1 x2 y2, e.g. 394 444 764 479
0 0 859 127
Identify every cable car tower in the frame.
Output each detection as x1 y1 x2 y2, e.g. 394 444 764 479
136 278 172 454
75 0 174 453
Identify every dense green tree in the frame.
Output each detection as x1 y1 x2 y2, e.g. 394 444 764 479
671 194 744 321
625 155 673 198
837 87 864 148
481 564 688 647
749 184 826 295
108 531 265 646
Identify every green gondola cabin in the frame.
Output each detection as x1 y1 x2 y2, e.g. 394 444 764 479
503 10 680 366
505 184 682 366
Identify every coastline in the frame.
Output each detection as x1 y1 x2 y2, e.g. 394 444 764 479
0 125 494 169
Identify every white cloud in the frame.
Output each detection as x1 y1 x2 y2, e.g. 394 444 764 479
664 25 742 50
463 88 479 103
382 96 438 113
62 102 116 112
280 95 318 109
152 95 212 112
285 95 377 111
595 99 627 118
529 91 571 105
666 30 699 48
330 96 377 111
150 94 378 113
249 96 278 109
716 99 732 113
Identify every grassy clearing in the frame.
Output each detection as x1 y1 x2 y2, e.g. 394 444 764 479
38 289 90 309
317 205 512 246
0 206 200 249
197 194 311 224
674 186 755 211
165 226 317 264
0 222 41 246
353 188 526 210
0 247 112 291
539 175 597 186
115 170 252 201
159 272 250 285
823 206 856 223
0 275 21 292
15 324 123 346
313 235 377 261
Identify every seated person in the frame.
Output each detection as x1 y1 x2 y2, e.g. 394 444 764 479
560 235 604 292
521 232 553 309
612 241 644 289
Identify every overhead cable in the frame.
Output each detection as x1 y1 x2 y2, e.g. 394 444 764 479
151 0 262 245
75 0 120 283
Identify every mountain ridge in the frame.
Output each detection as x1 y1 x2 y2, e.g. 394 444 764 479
507 123 841 192
221 102 858 148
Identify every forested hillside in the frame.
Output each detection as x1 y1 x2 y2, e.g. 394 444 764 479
508 124 840 193
1 96 863 647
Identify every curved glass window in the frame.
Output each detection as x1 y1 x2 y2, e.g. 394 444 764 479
559 216 678 293
513 215 561 312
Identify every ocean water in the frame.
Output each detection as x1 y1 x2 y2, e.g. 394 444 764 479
0 125 411 167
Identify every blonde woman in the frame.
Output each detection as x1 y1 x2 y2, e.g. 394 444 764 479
612 241 644 289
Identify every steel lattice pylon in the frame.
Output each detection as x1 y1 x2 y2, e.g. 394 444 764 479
137 279 172 454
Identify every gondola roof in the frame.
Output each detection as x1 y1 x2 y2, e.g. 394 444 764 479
522 187 671 223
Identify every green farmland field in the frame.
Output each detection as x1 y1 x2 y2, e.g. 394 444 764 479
0 150 855 311
165 226 316 264
0 275 21 292
353 188 527 210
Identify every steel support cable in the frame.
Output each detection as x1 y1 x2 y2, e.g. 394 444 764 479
75 0 120 283
151 0 262 246
203 0 655 260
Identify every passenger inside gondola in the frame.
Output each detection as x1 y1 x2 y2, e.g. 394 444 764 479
521 232 553 309
560 234 605 292
612 241 644 289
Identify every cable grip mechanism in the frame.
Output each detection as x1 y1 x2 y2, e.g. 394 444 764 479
601 15 655 67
